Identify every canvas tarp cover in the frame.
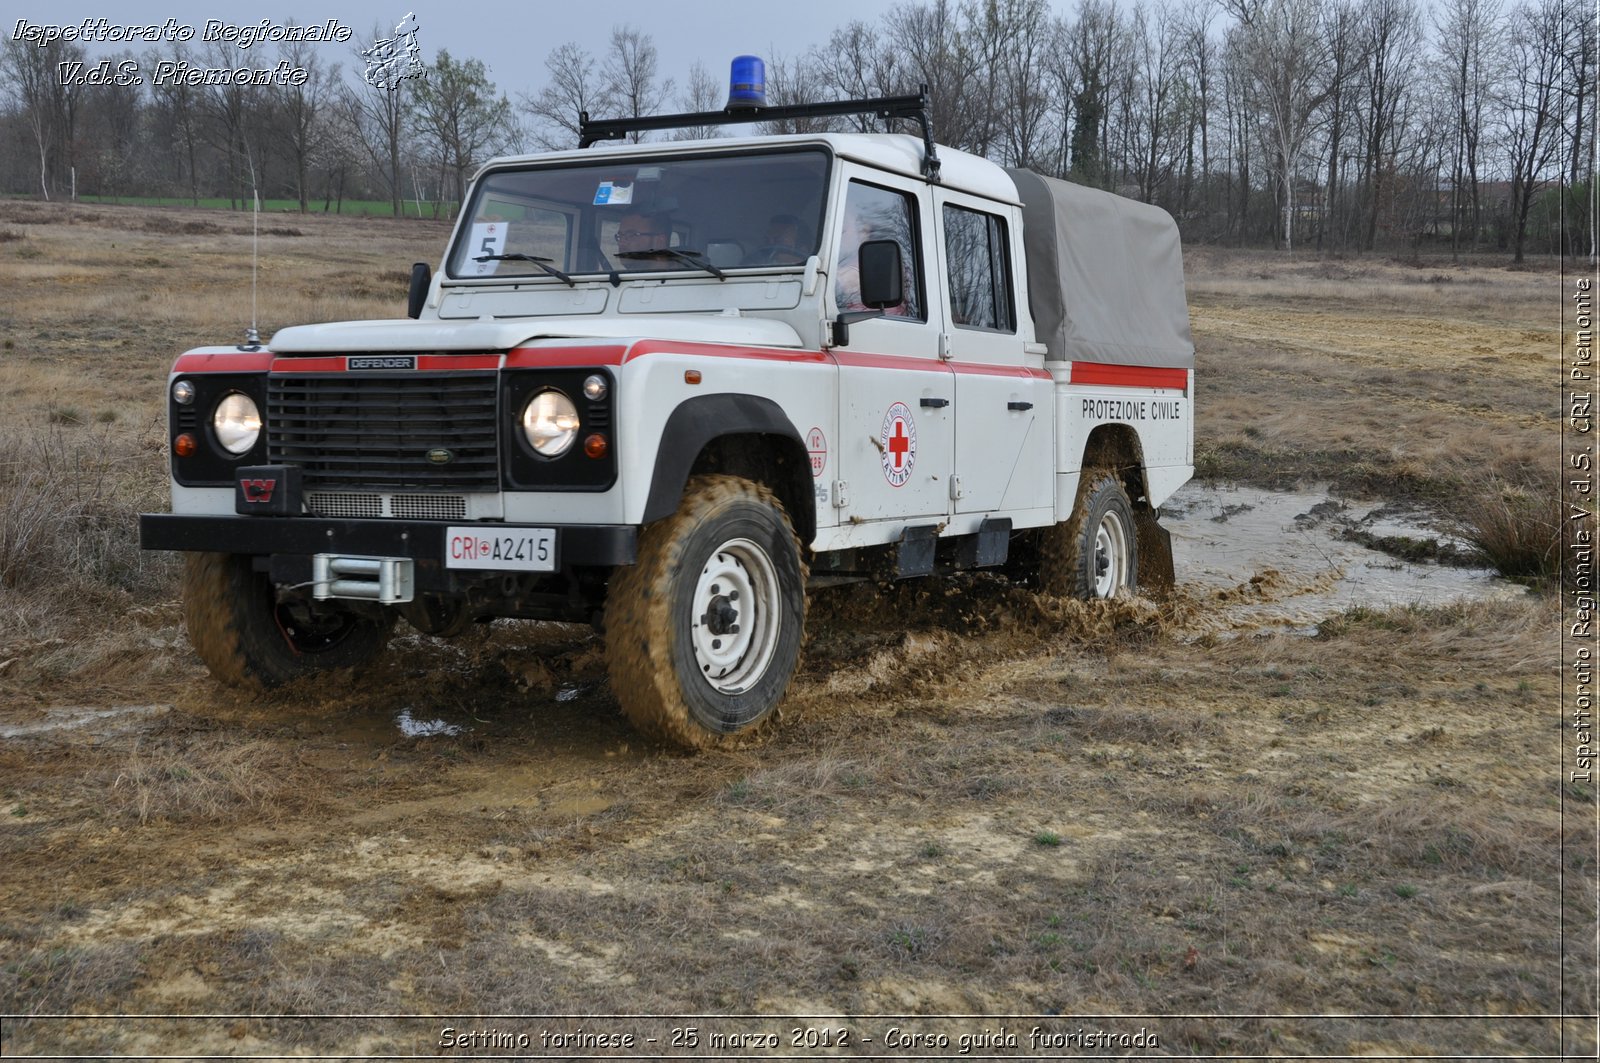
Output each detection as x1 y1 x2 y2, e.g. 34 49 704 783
1006 168 1194 368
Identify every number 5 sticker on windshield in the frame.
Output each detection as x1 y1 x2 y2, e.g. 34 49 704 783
467 222 507 275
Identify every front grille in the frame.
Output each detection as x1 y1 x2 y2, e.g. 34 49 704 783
305 491 383 518
391 494 468 520
306 492 468 520
268 372 499 491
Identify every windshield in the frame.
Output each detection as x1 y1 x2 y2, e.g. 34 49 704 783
448 148 830 280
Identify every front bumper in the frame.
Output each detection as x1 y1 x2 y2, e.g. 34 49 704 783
139 514 637 569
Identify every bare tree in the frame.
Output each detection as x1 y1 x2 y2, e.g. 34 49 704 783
1131 2 1187 203
520 42 612 150
672 60 723 140
1499 0 1565 261
883 0 984 150
604 26 673 141
342 23 414 217
1357 0 1423 248
274 37 336 212
1435 0 1503 252
145 43 204 205
817 20 904 124
1175 0 1219 217
1225 0 1335 249
83 50 142 200
1559 0 1596 255
1 37 83 199
1317 0 1363 247
197 39 261 209
1056 0 1129 187
994 0 1056 168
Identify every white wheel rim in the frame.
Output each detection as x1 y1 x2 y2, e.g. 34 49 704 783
1093 511 1132 598
690 537 782 694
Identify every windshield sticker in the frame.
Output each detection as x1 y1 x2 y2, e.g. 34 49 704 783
593 181 634 206
635 166 662 182
466 222 507 276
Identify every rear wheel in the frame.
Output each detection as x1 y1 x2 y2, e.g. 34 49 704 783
1039 470 1139 599
604 475 807 751
182 552 395 688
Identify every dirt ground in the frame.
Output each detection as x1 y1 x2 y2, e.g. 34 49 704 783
0 201 1590 1058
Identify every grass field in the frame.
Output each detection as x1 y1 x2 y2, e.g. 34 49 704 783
0 198 1588 1058
39 194 459 218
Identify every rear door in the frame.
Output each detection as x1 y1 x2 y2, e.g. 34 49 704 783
933 189 1048 515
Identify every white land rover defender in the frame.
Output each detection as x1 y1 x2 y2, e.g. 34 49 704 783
140 78 1194 750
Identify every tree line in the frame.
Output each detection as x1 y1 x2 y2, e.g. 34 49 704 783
1 0 1591 258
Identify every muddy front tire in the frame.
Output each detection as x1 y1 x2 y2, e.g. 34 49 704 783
181 552 395 688
1039 471 1139 599
604 475 807 751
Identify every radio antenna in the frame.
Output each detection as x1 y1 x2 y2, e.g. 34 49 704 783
244 188 261 348
241 139 262 350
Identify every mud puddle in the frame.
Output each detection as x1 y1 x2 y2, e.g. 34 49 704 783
1162 482 1523 634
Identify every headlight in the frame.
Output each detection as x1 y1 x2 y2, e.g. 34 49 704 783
582 374 608 401
521 390 579 457
172 379 196 405
212 392 261 455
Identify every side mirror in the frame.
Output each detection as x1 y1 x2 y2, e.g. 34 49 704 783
407 262 431 319
858 239 903 308
831 240 905 347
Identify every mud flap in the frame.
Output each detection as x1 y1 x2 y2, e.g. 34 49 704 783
1134 508 1175 596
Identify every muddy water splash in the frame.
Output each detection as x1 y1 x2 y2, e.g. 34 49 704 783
1162 483 1523 635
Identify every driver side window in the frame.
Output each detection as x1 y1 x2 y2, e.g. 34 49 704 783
835 181 923 320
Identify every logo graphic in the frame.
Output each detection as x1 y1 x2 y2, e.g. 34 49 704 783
240 478 277 503
879 402 916 488
806 427 828 478
426 448 454 465
348 355 416 370
361 12 425 91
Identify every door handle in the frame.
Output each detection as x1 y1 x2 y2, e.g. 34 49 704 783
1008 401 1034 411
920 397 950 408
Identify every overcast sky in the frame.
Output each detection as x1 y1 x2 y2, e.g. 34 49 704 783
9 0 914 104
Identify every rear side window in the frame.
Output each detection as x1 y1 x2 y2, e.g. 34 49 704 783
943 205 1014 332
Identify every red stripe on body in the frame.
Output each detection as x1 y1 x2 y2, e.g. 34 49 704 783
172 351 274 373
1071 362 1188 391
173 342 1054 381
624 339 830 365
506 345 627 368
949 360 1052 380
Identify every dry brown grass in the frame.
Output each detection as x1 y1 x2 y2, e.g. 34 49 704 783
1454 475 1570 583
1187 247 1556 506
111 737 294 824
0 200 446 699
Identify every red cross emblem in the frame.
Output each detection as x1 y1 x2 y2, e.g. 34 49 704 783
880 402 916 487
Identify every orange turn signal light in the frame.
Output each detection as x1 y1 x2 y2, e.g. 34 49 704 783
684 370 702 385
173 433 198 457
584 433 608 459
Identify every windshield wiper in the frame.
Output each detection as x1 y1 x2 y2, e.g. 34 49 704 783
473 253 575 287
615 247 726 280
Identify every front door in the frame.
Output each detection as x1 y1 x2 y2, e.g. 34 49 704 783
831 175 953 523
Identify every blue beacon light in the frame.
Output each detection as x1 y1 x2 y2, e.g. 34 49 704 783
726 55 767 110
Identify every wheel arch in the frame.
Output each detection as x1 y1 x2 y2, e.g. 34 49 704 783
642 394 816 546
1080 423 1151 508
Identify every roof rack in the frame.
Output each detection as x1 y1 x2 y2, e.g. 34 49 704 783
577 88 943 182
